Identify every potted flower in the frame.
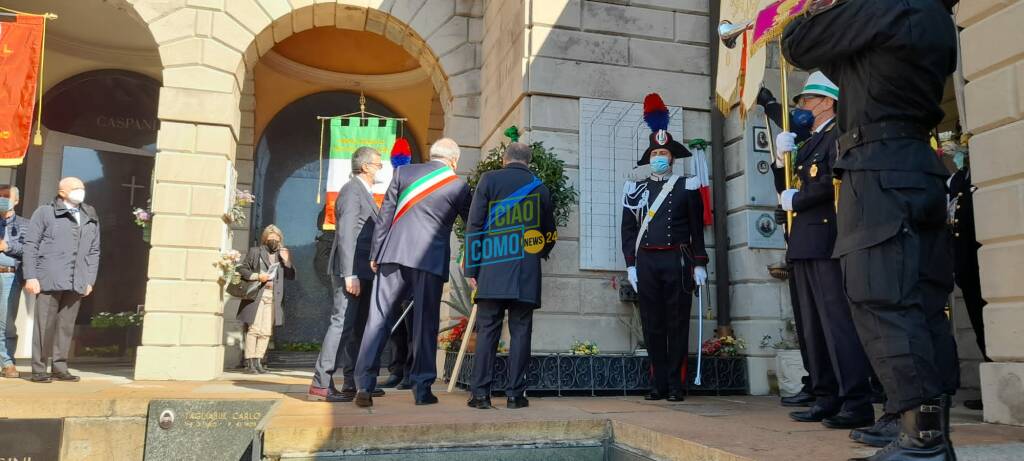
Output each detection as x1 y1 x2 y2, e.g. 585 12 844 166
223 189 256 225
761 319 806 397
691 335 749 393
132 206 153 243
570 339 600 356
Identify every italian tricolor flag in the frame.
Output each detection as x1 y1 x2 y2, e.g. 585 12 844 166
322 117 397 230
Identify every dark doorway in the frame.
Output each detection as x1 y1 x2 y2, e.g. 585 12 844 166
253 91 420 344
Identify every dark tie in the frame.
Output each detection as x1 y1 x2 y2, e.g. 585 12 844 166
0 217 6 240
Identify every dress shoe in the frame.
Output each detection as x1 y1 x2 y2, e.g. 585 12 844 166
371 388 386 397
790 405 840 423
851 413 900 448
2 364 18 379
467 396 493 409
507 396 530 409
307 386 354 402
354 390 373 407
51 371 80 382
415 392 439 406
396 380 413 390
823 407 875 429
781 389 816 407
30 373 52 383
963 399 982 411
666 391 685 402
380 375 404 388
644 390 666 401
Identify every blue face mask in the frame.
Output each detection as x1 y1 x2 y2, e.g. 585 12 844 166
953 151 966 170
0 198 11 214
790 108 815 131
650 156 671 174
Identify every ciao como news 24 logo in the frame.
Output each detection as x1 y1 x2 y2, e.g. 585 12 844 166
466 193 556 268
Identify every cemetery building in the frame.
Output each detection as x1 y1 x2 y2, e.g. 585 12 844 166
3 0 1022 428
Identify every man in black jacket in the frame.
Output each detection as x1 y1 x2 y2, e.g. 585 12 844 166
783 1 960 459
23 177 100 383
464 142 556 410
764 73 874 430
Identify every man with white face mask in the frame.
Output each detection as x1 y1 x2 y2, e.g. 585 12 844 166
23 177 100 383
310 147 385 401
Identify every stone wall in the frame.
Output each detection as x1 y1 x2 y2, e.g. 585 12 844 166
956 0 1024 427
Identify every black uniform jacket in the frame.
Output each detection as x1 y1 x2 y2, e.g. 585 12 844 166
771 120 840 261
464 163 556 308
949 168 979 275
782 0 956 176
621 176 709 267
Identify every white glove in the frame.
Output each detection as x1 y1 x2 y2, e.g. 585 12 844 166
626 266 638 293
775 132 797 167
693 266 708 286
780 189 799 211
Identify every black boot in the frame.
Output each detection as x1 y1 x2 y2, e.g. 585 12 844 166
243 358 259 375
255 358 269 374
848 398 951 461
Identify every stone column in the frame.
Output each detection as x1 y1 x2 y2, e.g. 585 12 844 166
958 1 1024 427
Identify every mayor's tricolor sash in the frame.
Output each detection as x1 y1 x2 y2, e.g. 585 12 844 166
393 165 458 223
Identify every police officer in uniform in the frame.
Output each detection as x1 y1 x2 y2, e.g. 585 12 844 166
464 142 557 410
622 93 708 402
766 73 875 430
783 1 960 459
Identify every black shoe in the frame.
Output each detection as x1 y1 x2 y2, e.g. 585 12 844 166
51 371 80 382
781 389 816 407
415 392 439 406
823 407 875 429
848 398 951 461
666 391 685 402
790 404 840 423
380 375 403 388
851 413 900 448
371 388 386 397
30 373 52 383
644 390 666 401
507 396 530 409
354 390 373 407
396 380 413 390
963 399 982 411
467 396 493 409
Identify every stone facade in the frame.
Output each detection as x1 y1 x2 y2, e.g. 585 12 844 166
957 0 1024 427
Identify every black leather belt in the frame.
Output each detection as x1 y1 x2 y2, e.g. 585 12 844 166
837 121 931 154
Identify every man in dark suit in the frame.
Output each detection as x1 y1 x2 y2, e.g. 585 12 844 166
766 73 874 430
354 138 471 407
308 147 385 401
464 142 556 410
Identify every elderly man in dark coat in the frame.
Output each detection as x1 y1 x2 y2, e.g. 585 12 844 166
237 225 295 374
464 142 556 410
23 177 100 383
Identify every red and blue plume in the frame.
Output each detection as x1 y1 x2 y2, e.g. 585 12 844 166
643 93 669 133
390 137 412 168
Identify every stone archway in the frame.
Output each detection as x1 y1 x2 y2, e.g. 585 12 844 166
131 0 482 380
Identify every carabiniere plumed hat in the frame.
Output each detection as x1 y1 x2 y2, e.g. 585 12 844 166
637 93 691 166
792 71 840 104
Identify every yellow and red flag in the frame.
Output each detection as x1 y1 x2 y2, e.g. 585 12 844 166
0 15 44 166
748 0 812 55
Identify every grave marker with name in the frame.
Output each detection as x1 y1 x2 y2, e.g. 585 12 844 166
144 400 277 461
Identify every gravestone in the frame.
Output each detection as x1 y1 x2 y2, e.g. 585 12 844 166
144 400 277 461
0 419 62 460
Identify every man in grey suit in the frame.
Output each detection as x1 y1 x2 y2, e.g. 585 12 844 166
308 147 386 402
354 138 471 407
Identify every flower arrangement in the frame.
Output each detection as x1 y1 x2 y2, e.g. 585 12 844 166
132 207 152 229
439 316 469 352
90 311 144 328
214 249 243 287
223 189 256 225
701 335 746 358
570 339 600 356
760 319 801 350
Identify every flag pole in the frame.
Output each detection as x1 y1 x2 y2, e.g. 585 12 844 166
779 49 794 234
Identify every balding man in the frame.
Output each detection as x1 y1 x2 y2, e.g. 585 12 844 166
23 177 100 383
353 138 471 407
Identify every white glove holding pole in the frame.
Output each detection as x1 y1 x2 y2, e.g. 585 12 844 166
627 266 638 293
780 189 799 211
693 266 708 286
775 132 797 167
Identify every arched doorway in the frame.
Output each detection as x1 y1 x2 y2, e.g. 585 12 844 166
251 91 420 345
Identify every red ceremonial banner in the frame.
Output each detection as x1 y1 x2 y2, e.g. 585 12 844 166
749 0 811 55
0 15 44 166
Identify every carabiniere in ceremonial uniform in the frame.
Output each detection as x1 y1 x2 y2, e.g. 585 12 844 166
621 93 708 403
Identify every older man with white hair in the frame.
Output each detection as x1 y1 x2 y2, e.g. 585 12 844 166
353 138 471 407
